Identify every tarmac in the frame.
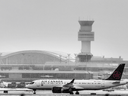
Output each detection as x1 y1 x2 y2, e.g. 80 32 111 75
0 89 126 96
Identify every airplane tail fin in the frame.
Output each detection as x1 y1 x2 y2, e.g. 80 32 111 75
106 63 125 80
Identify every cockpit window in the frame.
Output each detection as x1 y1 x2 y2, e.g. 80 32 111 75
29 82 34 84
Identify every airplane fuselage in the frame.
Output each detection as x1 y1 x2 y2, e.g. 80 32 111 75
26 79 127 90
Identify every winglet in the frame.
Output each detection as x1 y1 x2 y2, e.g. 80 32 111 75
63 79 75 87
106 63 125 80
70 79 75 83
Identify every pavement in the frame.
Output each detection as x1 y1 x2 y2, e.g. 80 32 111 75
0 89 127 96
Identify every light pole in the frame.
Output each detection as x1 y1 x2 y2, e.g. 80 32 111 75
0 53 2 64
74 54 77 63
67 54 70 64
59 55 62 63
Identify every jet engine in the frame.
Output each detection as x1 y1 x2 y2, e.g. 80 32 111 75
52 87 73 94
52 87 62 93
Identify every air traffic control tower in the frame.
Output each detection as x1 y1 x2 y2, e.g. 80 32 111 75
77 20 94 62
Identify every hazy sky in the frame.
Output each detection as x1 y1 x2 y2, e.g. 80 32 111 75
0 0 128 60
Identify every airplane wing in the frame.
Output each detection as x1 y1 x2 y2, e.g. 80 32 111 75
61 79 75 92
72 85 84 90
61 79 85 92
63 79 75 87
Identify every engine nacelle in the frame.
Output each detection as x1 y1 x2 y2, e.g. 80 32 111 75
52 87 62 93
52 87 73 94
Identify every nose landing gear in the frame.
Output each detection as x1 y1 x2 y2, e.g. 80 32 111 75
33 89 36 94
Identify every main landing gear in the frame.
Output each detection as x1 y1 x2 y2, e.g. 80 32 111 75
75 91 79 95
69 91 79 95
69 91 74 94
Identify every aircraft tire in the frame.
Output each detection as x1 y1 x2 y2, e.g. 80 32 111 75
75 91 79 95
70 92 74 94
33 89 36 94
69 88 73 94
4 90 8 93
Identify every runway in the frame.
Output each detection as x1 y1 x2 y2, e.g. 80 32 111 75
0 89 127 96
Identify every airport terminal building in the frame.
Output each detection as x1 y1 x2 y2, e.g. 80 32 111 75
0 50 127 83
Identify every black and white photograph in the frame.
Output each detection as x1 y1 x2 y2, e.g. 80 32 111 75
0 0 128 96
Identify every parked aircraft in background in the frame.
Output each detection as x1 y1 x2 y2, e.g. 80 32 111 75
0 80 8 88
26 63 128 95
0 80 30 93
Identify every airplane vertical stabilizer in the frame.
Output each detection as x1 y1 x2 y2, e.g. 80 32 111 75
106 63 125 80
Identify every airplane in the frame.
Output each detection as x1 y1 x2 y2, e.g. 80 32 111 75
0 80 31 93
0 81 31 93
0 80 8 88
26 63 128 95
